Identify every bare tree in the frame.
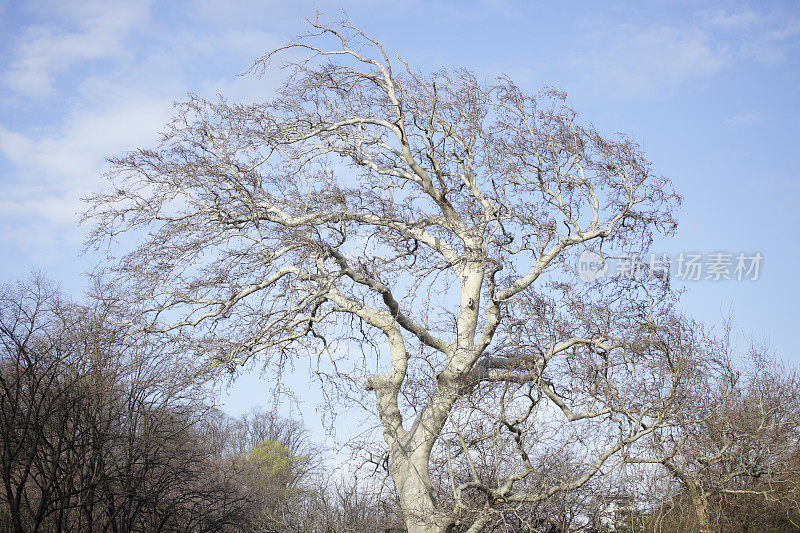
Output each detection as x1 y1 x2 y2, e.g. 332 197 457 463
0 276 254 533
85 18 689 532
626 339 800 533
225 408 326 531
0 276 80 532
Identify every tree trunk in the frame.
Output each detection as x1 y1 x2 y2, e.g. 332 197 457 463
389 450 446 533
383 264 486 533
687 482 714 533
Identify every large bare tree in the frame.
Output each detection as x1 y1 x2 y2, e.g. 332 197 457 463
86 19 688 532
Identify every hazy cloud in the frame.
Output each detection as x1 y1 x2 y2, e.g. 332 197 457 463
741 22 800 65
701 7 800 66
576 25 728 97
703 8 760 31
1 0 151 97
726 110 764 127
0 1 289 261
0 90 174 261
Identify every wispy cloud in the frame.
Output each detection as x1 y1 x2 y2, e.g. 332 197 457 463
575 24 728 98
0 91 175 261
0 1 290 263
726 110 764 127
571 5 800 100
703 8 760 31
1 0 151 97
741 22 800 65
701 7 800 66
1 94 172 183
754 175 800 217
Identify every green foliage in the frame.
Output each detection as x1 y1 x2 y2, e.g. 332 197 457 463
243 439 309 488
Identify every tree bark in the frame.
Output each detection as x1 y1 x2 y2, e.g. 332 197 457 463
687 481 714 533
389 449 445 533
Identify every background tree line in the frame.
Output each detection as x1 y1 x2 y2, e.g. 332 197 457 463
0 276 404 533
3 275 800 531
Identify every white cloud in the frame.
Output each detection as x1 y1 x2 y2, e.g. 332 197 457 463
755 176 800 217
572 5 800 99
0 128 34 164
576 25 728 98
0 91 175 262
0 1 288 261
1 83 173 183
741 21 800 65
725 110 764 127
703 9 760 31
700 8 800 66
1 0 151 97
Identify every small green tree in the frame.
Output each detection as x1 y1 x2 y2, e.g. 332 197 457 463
244 439 310 489
239 439 312 531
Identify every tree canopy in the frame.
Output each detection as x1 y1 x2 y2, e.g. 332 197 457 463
82 19 761 533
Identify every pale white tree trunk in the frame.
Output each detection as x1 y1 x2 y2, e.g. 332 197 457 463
390 450 446 533
384 263 486 532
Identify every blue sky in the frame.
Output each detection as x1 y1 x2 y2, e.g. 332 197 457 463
1 0 799 439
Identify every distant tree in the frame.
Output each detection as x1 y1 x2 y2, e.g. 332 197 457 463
0 276 251 532
225 408 324 531
0 276 98 532
629 341 800 533
316 477 405 533
86 17 704 533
